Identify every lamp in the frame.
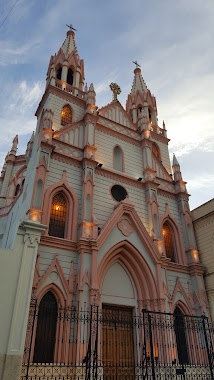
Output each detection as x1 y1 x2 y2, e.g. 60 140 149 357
97 163 103 168
138 177 142 181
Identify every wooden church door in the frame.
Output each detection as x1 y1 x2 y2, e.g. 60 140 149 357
102 305 135 380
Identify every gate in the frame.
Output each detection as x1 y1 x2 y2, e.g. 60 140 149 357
21 301 214 380
141 309 214 379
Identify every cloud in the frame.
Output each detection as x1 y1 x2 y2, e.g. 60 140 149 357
8 80 43 112
0 39 41 66
0 80 44 167
187 175 214 210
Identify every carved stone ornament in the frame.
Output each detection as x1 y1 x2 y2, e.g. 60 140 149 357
90 288 100 305
117 219 133 236
24 233 40 245
142 298 165 308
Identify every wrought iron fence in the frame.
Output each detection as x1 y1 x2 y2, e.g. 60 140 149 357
21 299 214 380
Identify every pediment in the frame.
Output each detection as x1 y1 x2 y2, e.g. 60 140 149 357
36 256 70 296
67 50 80 70
97 198 160 263
152 155 173 182
98 100 136 129
54 48 65 67
54 121 84 149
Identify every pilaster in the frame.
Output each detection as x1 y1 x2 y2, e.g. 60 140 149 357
1 221 46 380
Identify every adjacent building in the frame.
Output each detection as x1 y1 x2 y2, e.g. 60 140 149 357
192 198 214 320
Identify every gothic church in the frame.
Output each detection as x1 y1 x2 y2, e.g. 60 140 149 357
0 29 211 380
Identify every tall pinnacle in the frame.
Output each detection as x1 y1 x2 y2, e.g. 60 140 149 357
172 154 182 181
173 153 179 167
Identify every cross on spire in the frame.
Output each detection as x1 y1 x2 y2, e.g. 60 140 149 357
66 24 77 32
132 60 141 68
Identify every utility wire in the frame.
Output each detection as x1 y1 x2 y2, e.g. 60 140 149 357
0 0 20 30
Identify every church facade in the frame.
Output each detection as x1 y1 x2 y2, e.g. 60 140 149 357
0 29 212 380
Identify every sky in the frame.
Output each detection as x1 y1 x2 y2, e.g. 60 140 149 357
0 0 214 210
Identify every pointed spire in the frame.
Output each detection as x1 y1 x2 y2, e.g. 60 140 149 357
131 67 148 95
84 83 88 93
1 152 9 177
86 83 96 106
26 132 34 159
10 135 18 155
173 153 179 167
172 154 183 181
61 28 80 60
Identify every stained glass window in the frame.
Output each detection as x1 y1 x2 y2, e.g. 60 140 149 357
49 193 67 238
162 222 176 261
61 105 72 126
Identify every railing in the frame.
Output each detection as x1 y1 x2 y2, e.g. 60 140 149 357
21 301 214 380
55 78 85 100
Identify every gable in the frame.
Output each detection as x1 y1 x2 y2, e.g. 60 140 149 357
98 100 136 130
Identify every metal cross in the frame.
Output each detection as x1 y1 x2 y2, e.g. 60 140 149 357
132 60 141 68
66 24 77 31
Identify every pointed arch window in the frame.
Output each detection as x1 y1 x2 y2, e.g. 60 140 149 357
174 307 189 365
148 108 152 123
61 105 72 126
113 145 123 172
49 193 67 238
162 221 176 262
67 68 73 86
14 184 20 197
137 106 142 116
33 292 58 363
56 67 62 80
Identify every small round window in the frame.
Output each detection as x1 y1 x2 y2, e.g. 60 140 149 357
111 185 128 202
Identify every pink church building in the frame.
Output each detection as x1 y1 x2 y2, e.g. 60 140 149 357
0 29 213 380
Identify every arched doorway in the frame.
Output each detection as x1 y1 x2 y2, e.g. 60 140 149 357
101 263 136 380
174 307 189 365
33 292 58 363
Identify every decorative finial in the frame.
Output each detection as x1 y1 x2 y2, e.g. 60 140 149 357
109 82 121 101
132 60 141 68
66 24 77 32
163 120 166 129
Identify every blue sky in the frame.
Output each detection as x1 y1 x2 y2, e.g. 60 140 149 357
0 0 214 209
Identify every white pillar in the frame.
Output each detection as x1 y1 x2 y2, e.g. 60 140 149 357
0 221 47 380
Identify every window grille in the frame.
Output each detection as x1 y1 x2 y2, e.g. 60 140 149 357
33 292 57 363
174 307 189 365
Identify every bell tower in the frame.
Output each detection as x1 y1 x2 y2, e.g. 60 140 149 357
126 65 158 127
46 26 85 93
